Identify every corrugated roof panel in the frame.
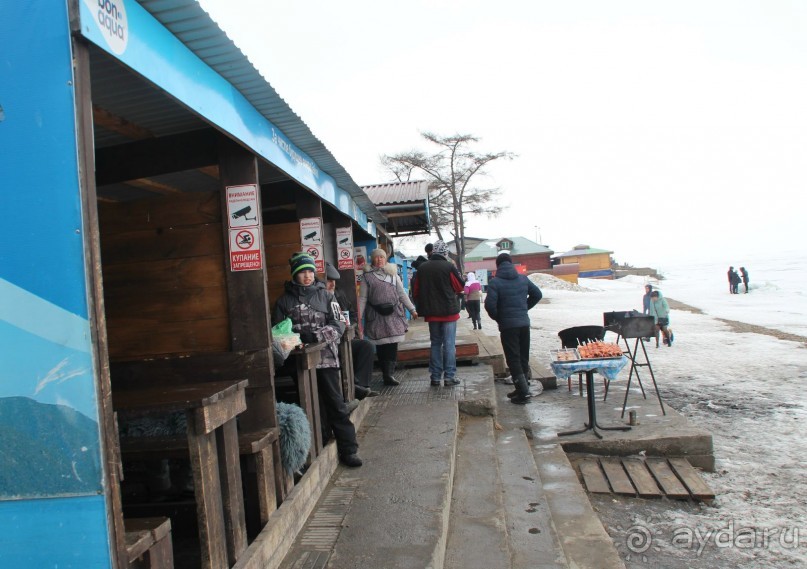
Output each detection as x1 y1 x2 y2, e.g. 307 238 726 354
363 181 431 205
136 0 384 223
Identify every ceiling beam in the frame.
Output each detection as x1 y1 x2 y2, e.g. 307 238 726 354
92 104 153 140
95 128 219 185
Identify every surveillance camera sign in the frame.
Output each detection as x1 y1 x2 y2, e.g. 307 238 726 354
300 217 322 246
336 226 354 270
226 184 260 228
226 185 262 271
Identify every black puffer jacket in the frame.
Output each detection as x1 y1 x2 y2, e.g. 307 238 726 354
273 280 345 368
484 261 542 330
412 254 464 317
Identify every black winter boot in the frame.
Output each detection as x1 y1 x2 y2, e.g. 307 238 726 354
382 361 400 386
509 375 532 405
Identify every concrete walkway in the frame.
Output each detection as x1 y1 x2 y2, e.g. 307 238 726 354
277 316 713 568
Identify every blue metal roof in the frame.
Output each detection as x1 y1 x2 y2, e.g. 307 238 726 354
137 0 384 223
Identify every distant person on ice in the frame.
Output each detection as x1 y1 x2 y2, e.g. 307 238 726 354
728 266 741 294
740 267 749 293
642 284 653 314
648 290 673 347
484 253 542 404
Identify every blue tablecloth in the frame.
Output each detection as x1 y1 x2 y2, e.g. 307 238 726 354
550 355 629 381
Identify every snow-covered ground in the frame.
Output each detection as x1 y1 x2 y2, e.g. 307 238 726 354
525 252 807 568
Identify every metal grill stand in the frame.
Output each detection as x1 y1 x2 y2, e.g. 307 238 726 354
603 313 666 417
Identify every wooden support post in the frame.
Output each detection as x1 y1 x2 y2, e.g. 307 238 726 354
186 411 228 569
339 325 356 402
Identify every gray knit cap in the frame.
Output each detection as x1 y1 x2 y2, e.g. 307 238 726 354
432 240 449 257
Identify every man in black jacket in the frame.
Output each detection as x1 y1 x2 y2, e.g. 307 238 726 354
485 253 542 404
412 240 465 386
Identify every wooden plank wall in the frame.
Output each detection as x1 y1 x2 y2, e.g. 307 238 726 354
263 222 301 313
99 191 230 359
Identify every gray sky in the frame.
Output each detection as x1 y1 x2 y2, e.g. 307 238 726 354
198 0 806 266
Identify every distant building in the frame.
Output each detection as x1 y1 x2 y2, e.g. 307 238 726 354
446 236 486 265
553 244 615 279
465 237 554 273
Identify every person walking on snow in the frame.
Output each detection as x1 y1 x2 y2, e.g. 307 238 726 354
740 267 750 293
648 290 673 347
642 284 653 314
484 253 543 404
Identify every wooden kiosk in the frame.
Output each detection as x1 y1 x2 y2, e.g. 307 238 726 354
0 2 383 567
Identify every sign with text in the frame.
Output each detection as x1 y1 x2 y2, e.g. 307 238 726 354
229 227 263 271
336 227 354 270
300 217 322 246
305 243 325 273
226 184 260 228
354 246 367 272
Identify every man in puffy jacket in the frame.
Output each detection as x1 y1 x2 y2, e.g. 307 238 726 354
412 240 465 386
274 253 362 467
485 253 542 404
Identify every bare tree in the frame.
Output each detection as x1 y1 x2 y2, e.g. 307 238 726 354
381 132 514 273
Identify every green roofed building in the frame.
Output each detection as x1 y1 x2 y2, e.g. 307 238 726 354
464 237 554 273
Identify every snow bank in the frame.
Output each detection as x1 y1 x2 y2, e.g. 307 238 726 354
528 272 594 292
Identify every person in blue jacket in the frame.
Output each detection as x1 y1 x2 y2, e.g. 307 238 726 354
648 290 673 347
484 253 542 404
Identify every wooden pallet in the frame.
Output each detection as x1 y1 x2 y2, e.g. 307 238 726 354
572 456 715 502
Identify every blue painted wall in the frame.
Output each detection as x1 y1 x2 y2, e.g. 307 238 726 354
0 1 111 565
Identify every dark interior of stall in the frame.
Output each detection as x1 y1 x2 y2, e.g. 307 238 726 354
86 43 350 567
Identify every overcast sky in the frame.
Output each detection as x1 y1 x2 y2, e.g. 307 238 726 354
198 0 806 267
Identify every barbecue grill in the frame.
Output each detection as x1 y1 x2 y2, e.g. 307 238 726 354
602 311 666 416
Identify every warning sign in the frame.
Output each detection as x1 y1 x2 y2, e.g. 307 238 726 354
226 184 260 229
229 227 263 272
305 243 324 273
336 226 354 270
300 217 322 246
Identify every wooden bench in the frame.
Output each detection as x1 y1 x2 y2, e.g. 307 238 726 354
114 381 249 569
120 426 281 539
124 517 173 568
238 428 282 537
